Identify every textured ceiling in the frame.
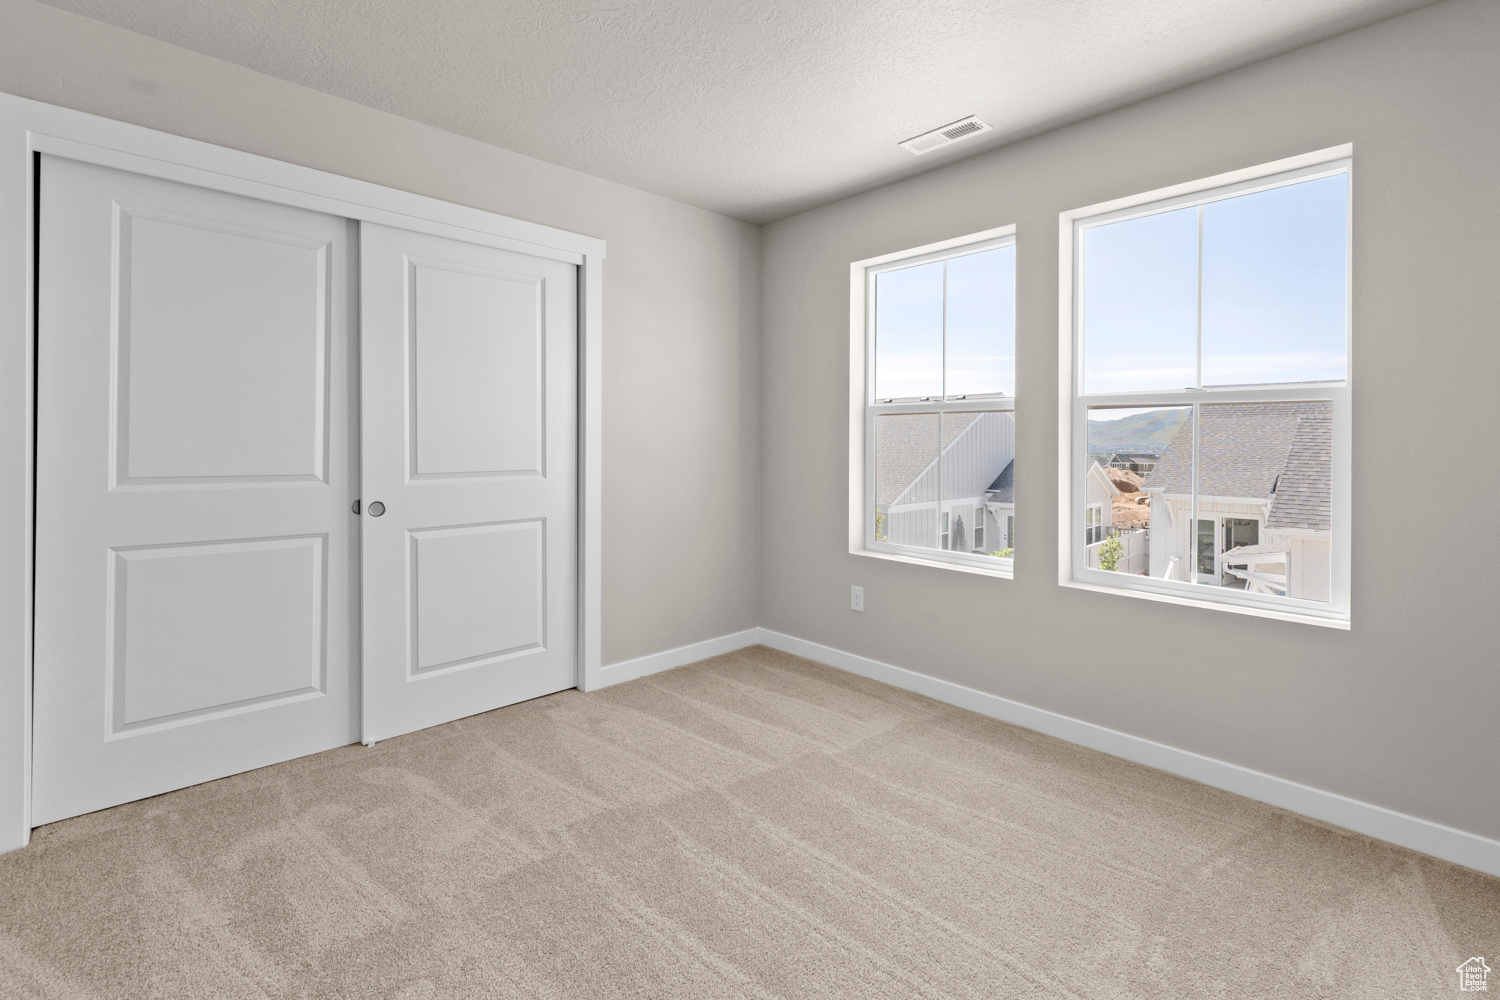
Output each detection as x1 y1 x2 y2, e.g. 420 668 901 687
40 0 1433 222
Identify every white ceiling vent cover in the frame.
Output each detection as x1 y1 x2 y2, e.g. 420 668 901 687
898 116 993 155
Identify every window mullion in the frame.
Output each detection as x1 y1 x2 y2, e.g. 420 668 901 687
869 400 1014 416
1192 203 1203 583
1079 385 1341 408
1190 401 1200 586
939 259 947 549
1195 204 1204 391
940 259 948 401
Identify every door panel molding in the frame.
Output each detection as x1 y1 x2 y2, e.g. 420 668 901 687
361 223 576 742
31 157 358 826
0 92 606 854
406 257 546 481
407 518 547 677
111 203 335 488
105 533 329 737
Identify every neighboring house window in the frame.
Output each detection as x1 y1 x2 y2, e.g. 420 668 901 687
852 226 1017 574
1086 503 1104 545
1062 148 1351 625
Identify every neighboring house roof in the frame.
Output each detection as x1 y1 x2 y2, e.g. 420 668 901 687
1264 414 1332 532
1143 401 1331 500
1109 452 1159 463
874 413 981 505
874 415 937 505
1222 541 1291 558
985 460 1015 504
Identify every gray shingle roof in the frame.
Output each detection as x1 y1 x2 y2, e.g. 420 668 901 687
1222 541 1291 557
874 414 937 505
1265 414 1332 531
874 413 980 505
986 460 1014 504
1142 401 1332 502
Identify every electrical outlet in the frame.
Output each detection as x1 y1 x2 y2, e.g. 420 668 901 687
850 585 864 612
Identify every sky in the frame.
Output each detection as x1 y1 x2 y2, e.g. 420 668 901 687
874 245 1015 400
1082 173 1348 393
872 174 1347 402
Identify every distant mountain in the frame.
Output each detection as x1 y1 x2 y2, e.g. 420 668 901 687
1086 408 1189 457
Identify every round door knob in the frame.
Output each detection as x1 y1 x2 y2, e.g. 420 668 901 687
367 501 386 517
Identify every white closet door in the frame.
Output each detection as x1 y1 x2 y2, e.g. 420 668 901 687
32 156 358 825
359 223 577 742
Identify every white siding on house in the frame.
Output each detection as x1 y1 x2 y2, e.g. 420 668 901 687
1148 497 1191 581
941 413 1014 501
1086 463 1116 529
883 505 937 548
1149 496 1276 585
1269 532 1332 602
880 411 1015 554
890 412 1014 508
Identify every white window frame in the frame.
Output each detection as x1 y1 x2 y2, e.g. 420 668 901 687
1086 503 1104 546
849 225 1017 579
973 506 986 551
1057 146 1353 628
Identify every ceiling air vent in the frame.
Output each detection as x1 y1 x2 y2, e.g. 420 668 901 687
899 116 993 155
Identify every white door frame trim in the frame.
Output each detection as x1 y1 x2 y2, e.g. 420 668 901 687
0 91 608 853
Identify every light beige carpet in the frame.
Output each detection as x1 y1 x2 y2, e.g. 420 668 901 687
1 645 1495 999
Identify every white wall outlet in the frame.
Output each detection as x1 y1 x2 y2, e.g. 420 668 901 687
850 585 864 612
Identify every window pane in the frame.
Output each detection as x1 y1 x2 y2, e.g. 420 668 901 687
945 246 1015 398
873 413 939 549
1082 207 1199 393
1202 175 1348 386
1191 401 1333 601
1088 406 1181 574
941 411 1015 558
874 261 943 401
1196 519 1217 577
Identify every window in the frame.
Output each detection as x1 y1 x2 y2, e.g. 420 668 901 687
1063 149 1351 625
852 226 1016 574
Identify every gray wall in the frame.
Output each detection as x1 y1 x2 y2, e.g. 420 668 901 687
0 0 762 665
760 0 1500 840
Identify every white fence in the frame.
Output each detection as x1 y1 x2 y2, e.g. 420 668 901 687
1085 528 1149 575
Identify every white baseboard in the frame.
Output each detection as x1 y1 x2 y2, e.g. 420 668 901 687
601 625 1500 878
754 628 1500 879
591 628 765 689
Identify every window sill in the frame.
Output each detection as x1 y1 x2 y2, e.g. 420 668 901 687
1060 578 1350 629
853 547 1014 580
